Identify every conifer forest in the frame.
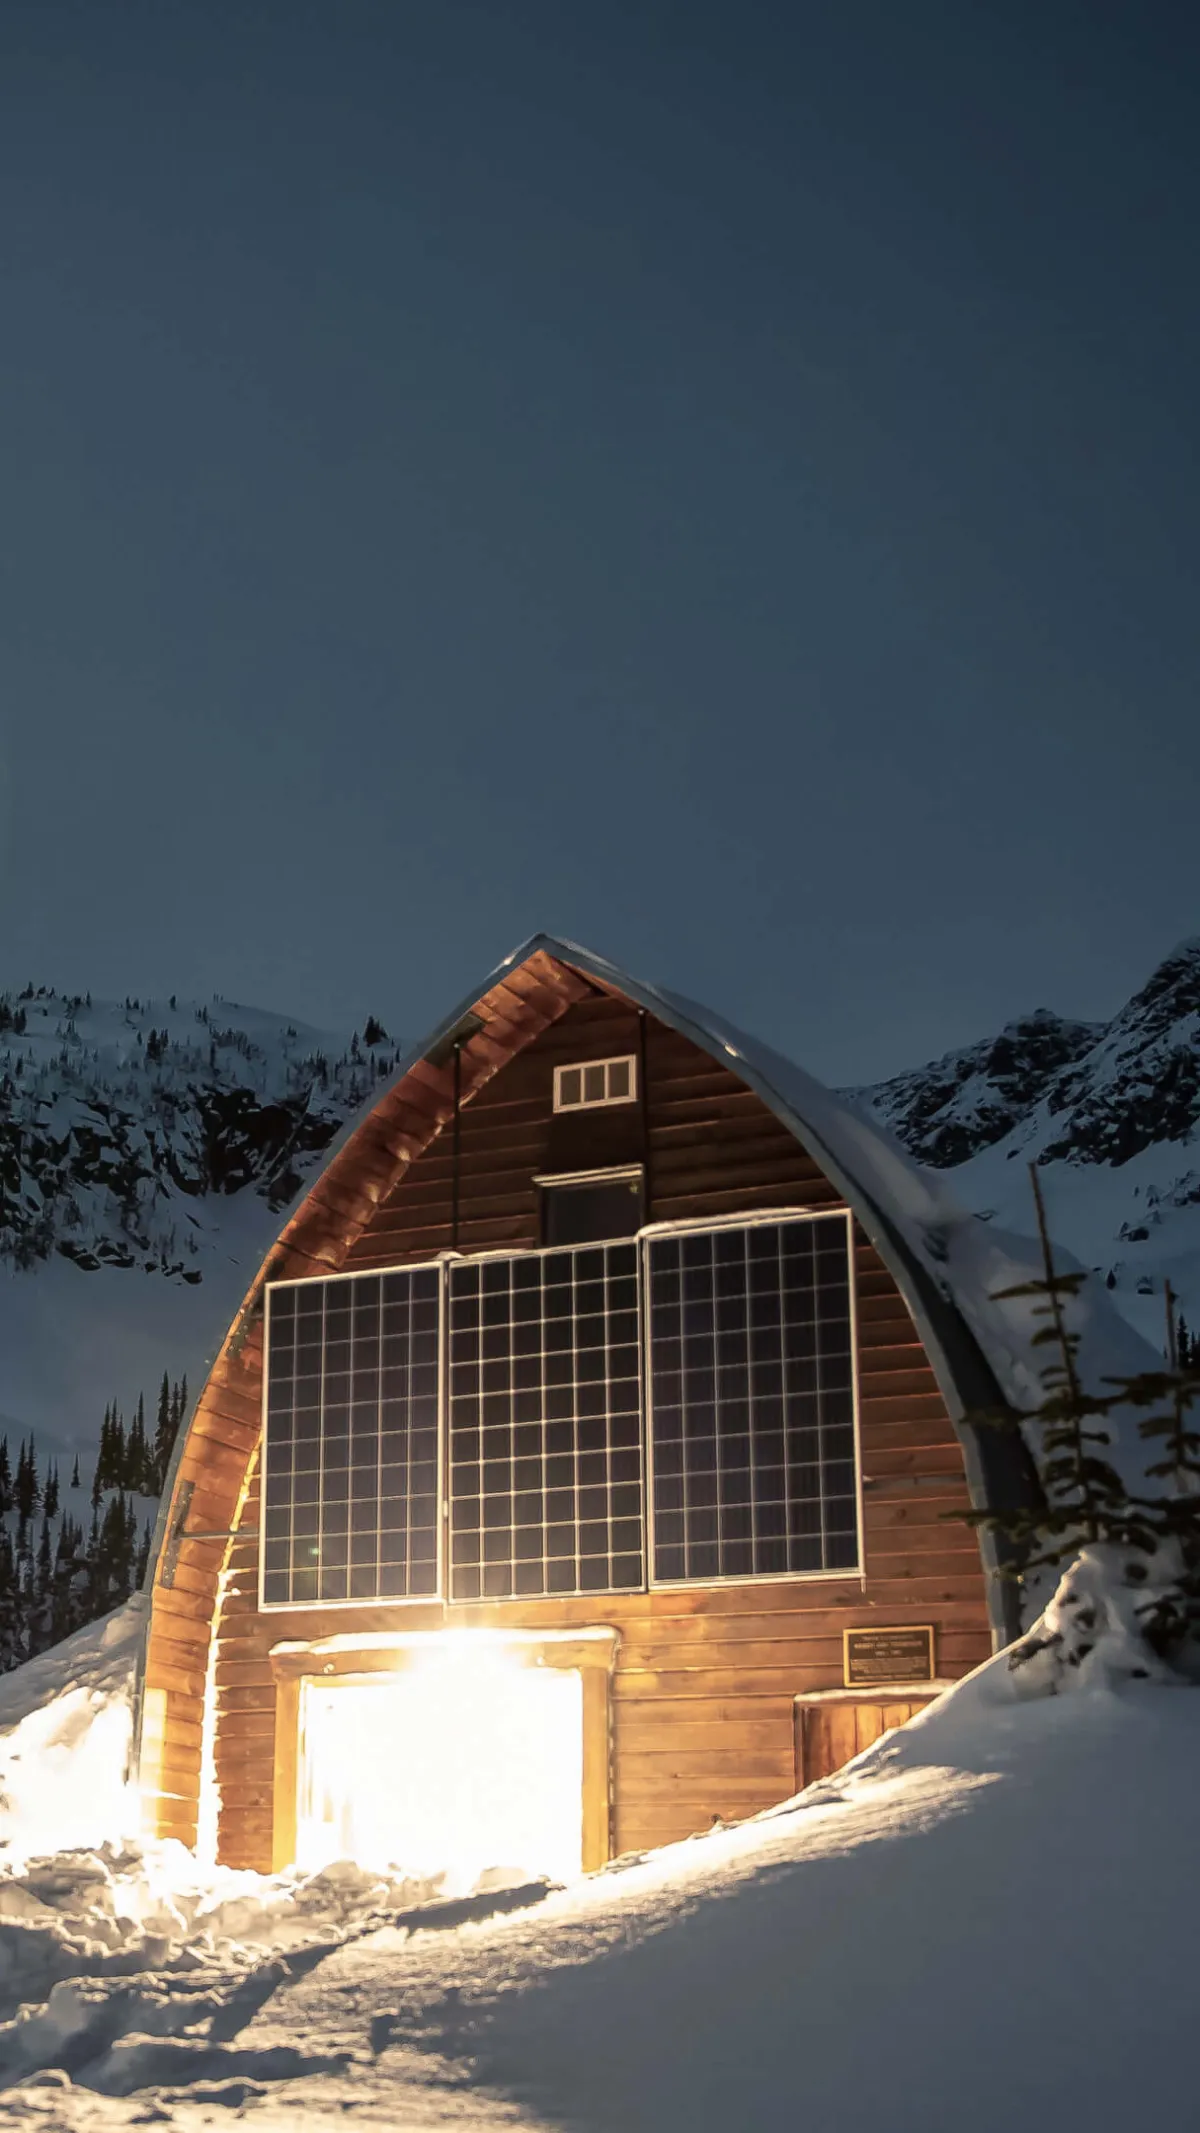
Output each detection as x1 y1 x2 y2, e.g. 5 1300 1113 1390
0 1372 186 1671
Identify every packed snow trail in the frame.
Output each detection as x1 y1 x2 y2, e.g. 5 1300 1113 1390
0 1669 1194 2127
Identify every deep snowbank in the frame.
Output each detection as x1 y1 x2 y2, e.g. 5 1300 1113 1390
0 1598 144 1862
0 1569 1192 2125
0 1598 445 2058
330 1669 1196 2133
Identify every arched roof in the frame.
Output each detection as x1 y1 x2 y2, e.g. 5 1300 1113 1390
144 934 1159 1666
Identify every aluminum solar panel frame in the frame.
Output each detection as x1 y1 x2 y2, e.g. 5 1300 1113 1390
643 1209 863 1587
261 1266 442 1609
446 1242 644 1600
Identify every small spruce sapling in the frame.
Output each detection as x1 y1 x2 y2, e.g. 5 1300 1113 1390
1116 1283 1200 1670
962 1169 1200 1683
961 1166 1152 1588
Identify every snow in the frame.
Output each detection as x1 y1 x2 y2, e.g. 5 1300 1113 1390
0 1599 145 1861
0 1562 1189 2124
0 983 375 1461
853 937 1200 1340
0 943 1193 2119
944 1130 1200 1348
0 941 1188 1555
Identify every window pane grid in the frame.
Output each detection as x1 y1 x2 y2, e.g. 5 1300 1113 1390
646 1214 859 1584
262 1268 441 1608
447 1243 644 1600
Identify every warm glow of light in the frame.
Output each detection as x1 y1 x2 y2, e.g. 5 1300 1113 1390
295 1641 584 1892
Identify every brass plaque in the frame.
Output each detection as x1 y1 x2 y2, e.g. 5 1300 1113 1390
843 1625 935 1688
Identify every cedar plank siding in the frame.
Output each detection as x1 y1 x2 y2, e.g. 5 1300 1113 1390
147 970 993 1870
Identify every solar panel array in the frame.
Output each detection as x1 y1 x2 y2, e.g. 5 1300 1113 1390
645 1215 859 1583
261 1217 859 1606
446 1244 643 1599
263 1268 441 1607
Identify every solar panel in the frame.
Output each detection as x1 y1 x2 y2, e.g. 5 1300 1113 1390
262 1267 441 1607
446 1243 644 1600
645 1214 859 1583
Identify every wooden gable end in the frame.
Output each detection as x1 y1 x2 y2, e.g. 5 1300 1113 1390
142 953 994 1867
342 989 838 1268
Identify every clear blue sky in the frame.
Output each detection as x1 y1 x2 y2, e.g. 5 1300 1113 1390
1 0 1196 1081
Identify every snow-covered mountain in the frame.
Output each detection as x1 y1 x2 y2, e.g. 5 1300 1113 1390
4 939 1198 1475
0 986 391 1463
851 938 1200 1348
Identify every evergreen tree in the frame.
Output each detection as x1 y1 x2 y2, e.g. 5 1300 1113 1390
100 1406 127 1493
0 1531 24 1672
0 1364 188 1673
153 1372 172 1490
1174 1312 1198 1377
49 1515 85 1645
1117 1283 1200 1662
127 1395 147 1492
152 1373 187 1491
963 1171 1200 1678
15 1439 40 1524
963 1167 1152 1581
27 1517 54 1653
88 1491 139 1612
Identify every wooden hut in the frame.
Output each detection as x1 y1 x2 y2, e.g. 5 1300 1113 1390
137 937 1036 1879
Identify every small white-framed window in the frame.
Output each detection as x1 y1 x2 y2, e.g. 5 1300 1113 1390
553 1055 638 1112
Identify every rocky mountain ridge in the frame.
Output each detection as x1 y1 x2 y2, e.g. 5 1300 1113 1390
851 939 1200 1337
0 986 387 1280
2 944 1199 1463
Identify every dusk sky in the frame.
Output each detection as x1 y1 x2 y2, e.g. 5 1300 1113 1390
1 0 1196 1083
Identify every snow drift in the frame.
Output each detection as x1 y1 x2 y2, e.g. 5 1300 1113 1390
0 1596 144 1862
0 1560 1189 2126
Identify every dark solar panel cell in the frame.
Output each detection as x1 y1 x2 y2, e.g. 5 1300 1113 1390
446 1242 645 1600
647 1215 860 1583
262 1266 442 1608
264 1213 858 1607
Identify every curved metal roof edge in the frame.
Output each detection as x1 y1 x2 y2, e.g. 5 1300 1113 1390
142 931 1046 1667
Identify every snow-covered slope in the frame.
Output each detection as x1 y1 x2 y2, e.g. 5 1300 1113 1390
0 1571 1193 2125
0 1595 146 1858
853 939 1200 1346
0 986 391 1462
